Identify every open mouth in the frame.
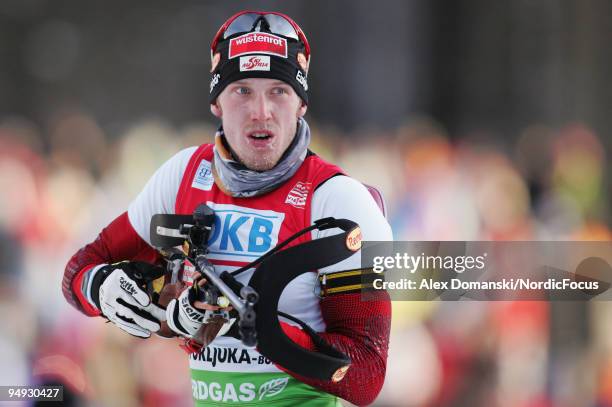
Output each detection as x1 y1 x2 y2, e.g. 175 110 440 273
248 131 274 141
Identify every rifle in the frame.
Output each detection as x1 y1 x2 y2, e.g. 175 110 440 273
150 203 362 382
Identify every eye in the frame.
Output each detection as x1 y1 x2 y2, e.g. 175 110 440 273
271 87 288 95
235 87 250 95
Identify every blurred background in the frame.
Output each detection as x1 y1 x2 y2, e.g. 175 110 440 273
1 0 611 406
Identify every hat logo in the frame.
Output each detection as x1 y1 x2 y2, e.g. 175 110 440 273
229 32 288 59
240 55 271 71
296 70 308 91
209 73 220 93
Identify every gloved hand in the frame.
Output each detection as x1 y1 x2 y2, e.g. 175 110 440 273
90 261 166 338
166 277 235 346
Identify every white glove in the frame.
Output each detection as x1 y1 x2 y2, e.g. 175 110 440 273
91 262 166 338
166 287 235 340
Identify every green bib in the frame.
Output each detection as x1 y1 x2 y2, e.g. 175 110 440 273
190 369 340 406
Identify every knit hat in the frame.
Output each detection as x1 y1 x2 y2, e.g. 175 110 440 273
209 11 310 104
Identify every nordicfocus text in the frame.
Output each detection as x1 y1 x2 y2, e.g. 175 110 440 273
373 278 599 291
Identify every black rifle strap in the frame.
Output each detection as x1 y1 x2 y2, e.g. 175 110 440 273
249 218 361 382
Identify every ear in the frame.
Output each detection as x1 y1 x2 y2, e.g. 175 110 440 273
297 101 307 117
210 102 222 118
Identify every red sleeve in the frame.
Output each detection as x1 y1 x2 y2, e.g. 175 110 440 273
278 291 391 406
62 212 161 316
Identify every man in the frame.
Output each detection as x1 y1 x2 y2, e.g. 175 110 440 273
62 10 392 406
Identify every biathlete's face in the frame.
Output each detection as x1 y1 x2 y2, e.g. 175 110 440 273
211 78 307 171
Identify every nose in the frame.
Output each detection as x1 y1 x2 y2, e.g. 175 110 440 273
249 93 273 122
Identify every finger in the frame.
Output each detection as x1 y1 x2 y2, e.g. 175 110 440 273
117 288 149 309
130 306 162 332
128 283 151 307
143 302 166 322
114 300 161 332
115 305 160 332
190 272 203 287
111 315 151 338
193 301 220 311
166 299 189 337
116 270 151 306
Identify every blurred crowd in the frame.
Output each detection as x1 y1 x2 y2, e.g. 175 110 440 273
1 110 611 406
